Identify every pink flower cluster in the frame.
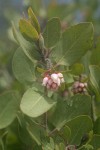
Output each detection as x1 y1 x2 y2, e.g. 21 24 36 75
42 73 64 91
72 81 87 94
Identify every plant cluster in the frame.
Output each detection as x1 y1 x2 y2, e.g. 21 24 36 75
0 7 100 150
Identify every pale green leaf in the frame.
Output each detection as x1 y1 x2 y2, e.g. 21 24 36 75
20 88 56 117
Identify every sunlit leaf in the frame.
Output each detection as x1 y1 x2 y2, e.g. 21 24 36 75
28 7 40 33
20 88 56 117
19 19 39 42
12 23 41 62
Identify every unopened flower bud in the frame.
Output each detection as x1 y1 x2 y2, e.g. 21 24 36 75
72 81 88 95
42 77 48 86
74 81 80 88
47 83 50 89
84 83 87 87
78 88 82 92
79 83 84 88
57 78 61 86
39 34 45 50
52 83 57 89
61 78 65 83
58 73 63 78
83 88 87 92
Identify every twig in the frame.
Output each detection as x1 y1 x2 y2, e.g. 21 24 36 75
91 96 97 122
45 112 48 133
48 128 57 137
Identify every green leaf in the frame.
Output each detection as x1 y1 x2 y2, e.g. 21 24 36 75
90 135 100 149
0 139 4 150
55 23 93 66
43 18 61 48
55 145 59 150
0 91 20 129
70 63 84 75
94 117 100 134
58 143 65 150
66 115 93 145
28 7 40 33
43 138 55 150
12 47 36 85
27 122 45 145
83 144 93 150
12 23 41 62
20 88 56 117
19 19 39 42
89 65 100 101
50 94 91 129
90 39 100 66
16 113 34 145
59 125 71 142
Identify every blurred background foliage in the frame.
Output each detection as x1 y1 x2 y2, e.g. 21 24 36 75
0 0 100 94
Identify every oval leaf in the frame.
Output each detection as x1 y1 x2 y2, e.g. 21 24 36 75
27 122 45 145
43 17 61 48
19 19 39 42
0 91 20 129
20 88 56 117
55 23 93 66
12 23 41 62
70 63 84 75
90 135 100 149
90 39 100 66
94 117 100 135
12 47 35 85
50 94 91 129
89 65 100 101
67 115 93 145
28 7 40 33
59 125 71 142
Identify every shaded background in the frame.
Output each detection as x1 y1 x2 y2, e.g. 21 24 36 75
0 0 100 94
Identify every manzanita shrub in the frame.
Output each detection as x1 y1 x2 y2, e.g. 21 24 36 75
0 7 100 150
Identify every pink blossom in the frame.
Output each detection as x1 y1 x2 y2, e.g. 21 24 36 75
42 77 48 86
42 72 65 91
51 73 58 83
